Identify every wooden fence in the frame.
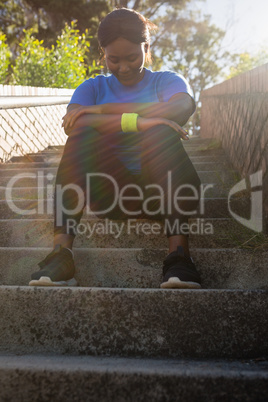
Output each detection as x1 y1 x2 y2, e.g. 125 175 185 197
200 63 268 232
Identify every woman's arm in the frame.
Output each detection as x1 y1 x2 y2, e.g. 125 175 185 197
63 112 123 137
63 92 195 130
63 104 189 139
99 93 195 125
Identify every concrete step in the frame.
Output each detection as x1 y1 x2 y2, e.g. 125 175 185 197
0 218 263 249
5 154 231 169
194 161 230 171
0 286 267 358
0 161 58 169
39 144 220 154
0 181 232 200
0 165 240 183
183 145 221 152
11 148 222 165
184 136 217 144
190 155 231 165
8 147 227 163
9 154 53 163
0 247 267 289
0 186 49 200
41 139 220 152
182 137 222 147
0 170 239 187
0 353 267 402
185 148 226 157
46 144 65 149
39 154 232 166
0 197 252 219
0 160 230 172
0 161 228 175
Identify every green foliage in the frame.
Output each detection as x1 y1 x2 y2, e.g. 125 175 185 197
46 22 92 88
0 0 111 62
11 22 95 88
226 50 268 79
0 0 29 48
11 29 48 86
155 11 228 93
0 31 11 83
151 9 229 134
0 0 190 64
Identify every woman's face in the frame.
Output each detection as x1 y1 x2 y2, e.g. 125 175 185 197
104 37 147 86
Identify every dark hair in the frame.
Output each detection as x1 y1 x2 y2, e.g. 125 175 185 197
98 8 157 63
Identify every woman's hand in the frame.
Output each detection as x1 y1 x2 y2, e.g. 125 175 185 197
62 105 101 129
137 117 189 140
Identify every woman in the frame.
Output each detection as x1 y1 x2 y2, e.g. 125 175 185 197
29 8 201 289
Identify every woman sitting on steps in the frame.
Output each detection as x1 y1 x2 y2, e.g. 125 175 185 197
29 7 202 289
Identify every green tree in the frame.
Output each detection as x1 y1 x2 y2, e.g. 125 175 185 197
11 22 93 88
0 0 192 63
0 31 11 83
0 0 111 63
0 0 30 48
226 50 268 79
11 29 48 86
152 10 229 134
46 22 93 88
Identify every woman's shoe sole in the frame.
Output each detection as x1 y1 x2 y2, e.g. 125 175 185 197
29 276 78 287
160 277 201 289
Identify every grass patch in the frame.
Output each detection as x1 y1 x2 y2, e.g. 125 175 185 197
227 227 268 251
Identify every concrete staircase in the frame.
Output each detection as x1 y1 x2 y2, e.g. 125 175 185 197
0 137 267 401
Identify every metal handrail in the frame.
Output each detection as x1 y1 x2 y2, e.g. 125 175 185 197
0 96 71 109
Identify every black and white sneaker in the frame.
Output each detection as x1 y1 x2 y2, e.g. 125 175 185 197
161 246 201 289
29 244 77 287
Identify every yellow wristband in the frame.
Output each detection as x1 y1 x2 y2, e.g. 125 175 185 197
121 113 139 132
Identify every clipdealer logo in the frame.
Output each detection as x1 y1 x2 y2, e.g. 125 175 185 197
7 170 264 234
228 170 263 232
5 171 213 219
4 170 215 236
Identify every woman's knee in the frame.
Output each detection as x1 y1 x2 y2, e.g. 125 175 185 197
64 127 101 149
143 124 179 140
142 125 183 156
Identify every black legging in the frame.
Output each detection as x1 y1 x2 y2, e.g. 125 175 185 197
54 125 201 237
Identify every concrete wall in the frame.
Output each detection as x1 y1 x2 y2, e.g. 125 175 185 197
200 63 268 232
0 85 74 162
